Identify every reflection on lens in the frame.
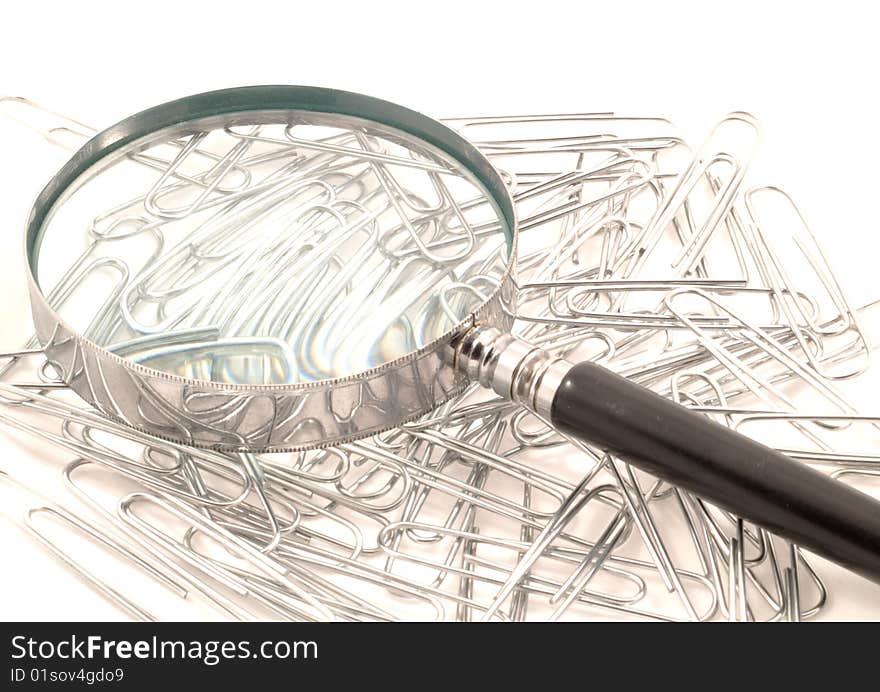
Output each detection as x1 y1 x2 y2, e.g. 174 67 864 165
36 111 511 384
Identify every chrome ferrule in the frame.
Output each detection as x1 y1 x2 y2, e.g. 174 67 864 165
452 326 573 419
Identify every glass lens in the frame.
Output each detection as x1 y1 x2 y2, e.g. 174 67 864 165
35 110 511 384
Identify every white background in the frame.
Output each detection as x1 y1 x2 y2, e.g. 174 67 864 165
1 0 879 620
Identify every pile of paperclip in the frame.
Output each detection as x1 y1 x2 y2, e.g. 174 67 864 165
0 98 878 621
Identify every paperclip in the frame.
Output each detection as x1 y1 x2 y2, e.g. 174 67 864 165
0 471 182 621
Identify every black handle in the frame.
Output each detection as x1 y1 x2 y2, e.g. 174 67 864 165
550 361 880 584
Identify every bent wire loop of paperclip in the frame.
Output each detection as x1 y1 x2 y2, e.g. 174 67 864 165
12 86 880 586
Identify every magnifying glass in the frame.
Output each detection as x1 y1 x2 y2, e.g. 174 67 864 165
23 86 880 583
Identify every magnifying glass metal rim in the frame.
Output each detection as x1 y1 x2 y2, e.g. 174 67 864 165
24 85 518 451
